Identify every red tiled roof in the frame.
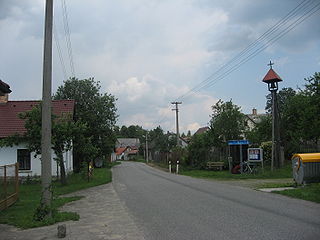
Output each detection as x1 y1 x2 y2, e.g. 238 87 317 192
262 69 282 83
0 100 75 138
115 147 126 155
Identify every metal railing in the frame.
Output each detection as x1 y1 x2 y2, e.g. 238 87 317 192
0 163 19 211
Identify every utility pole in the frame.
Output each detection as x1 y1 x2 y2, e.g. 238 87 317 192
171 102 182 146
41 0 53 211
145 133 149 163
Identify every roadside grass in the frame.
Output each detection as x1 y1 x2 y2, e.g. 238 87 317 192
180 164 292 180
273 183 320 203
128 156 146 163
255 182 294 189
0 165 116 229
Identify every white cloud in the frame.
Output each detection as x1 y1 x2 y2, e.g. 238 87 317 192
1 0 319 133
186 122 201 133
109 77 150 102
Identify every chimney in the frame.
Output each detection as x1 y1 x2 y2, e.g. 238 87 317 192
252 108 257 115
0 80 11 103
0 93 9 104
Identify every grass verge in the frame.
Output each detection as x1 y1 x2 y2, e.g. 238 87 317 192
180 164 292 180
273 183 320 203
0 164 116 229
255 182 294 189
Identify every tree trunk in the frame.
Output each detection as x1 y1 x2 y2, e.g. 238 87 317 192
58 152 67 185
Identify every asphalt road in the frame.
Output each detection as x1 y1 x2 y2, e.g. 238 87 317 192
112 162 320 240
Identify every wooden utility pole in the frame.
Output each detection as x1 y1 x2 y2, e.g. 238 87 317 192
171 102 182 146
41 0 53 210
263 61 283 171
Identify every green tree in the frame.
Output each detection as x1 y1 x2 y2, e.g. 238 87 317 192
54 78 118 171
246 115 272 145
265 87 296 114
210 100 246 146
186 131 213 168
187 130 191 137
149 126 168 152
264 72 320 156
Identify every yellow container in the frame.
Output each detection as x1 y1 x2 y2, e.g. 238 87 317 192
292 153 320 184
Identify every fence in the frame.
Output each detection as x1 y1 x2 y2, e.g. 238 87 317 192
0 163 19 211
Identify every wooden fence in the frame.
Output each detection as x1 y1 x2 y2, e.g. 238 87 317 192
0 163 19 211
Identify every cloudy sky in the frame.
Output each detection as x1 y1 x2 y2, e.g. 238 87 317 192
1 0 319 133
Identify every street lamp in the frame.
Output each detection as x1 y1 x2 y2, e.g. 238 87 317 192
262 61 283 171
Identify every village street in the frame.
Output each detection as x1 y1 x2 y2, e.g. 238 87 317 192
112 162 320 240
1 161 320 240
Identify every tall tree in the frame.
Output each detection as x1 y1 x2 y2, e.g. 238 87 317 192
187 131 213 168
54 78 118 170
265 72 320 155
210 100 246 146
246 115 272 144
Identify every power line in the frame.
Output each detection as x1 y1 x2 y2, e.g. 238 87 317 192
199 1 320 91
153 0 320 129
60 0 75 77
175 0 320 101
176 0 315 100
53 24 68 80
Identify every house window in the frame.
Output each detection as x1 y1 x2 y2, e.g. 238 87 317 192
17 149 31 170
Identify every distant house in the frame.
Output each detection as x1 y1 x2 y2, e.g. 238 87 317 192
0 90 75 177
111 138 140 161
179 137 190 148
245 108 268 131
194 127 210 135
116 138 140 148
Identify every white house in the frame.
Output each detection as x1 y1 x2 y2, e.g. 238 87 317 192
245 108 268 131
0 90 75 177
112 138 140 161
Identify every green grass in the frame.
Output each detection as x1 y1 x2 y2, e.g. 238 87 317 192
0 166 114 229
180 164 292 180
53 166 113 195
255 182 294 189
274 183 320 203
128 157 146 163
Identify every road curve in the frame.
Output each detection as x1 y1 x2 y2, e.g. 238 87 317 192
112 161 320 240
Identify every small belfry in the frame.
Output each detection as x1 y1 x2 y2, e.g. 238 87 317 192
263 61 283 91
262 61 283 170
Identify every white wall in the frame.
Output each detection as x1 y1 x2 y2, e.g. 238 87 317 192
111 152 117 162
0 143 73 177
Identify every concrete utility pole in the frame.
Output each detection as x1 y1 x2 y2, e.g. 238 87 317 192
145 133 149 163
171 102 182 146
41 0 53 210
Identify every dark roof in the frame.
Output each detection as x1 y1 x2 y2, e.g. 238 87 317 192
0 80 11 94
0 100 75 138
194 127 210 135
262 69 282 83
